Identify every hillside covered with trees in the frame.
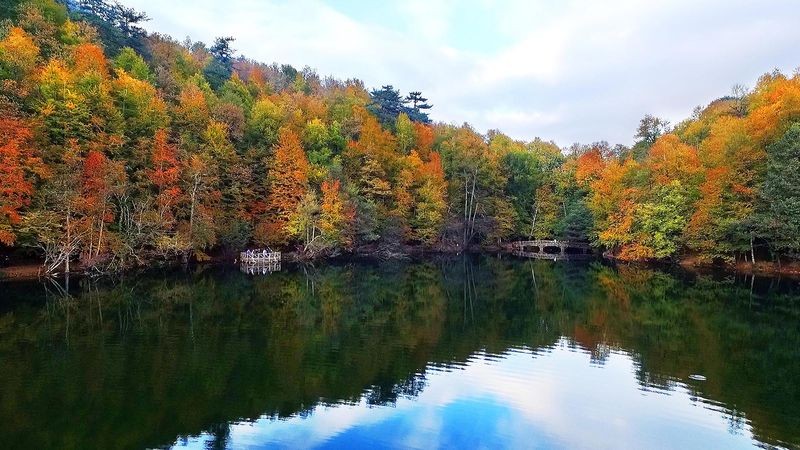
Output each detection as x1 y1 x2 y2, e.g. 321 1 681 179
1 0 799 273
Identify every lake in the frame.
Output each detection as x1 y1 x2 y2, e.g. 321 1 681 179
1 256 799 449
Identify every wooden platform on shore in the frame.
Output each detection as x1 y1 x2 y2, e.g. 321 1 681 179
239 249 281 274
239 250 281 264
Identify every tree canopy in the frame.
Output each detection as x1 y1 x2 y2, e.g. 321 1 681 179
1 0 799 271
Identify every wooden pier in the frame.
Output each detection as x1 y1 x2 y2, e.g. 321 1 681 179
239 249 281 264
511 240 593 259
239 249 281 273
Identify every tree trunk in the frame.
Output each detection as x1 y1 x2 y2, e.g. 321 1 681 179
463 175 469 246
529 203 539 239
189 174 200 242
470 200 479 243
467 170 477 245
97 208 106 258
65 206 71 274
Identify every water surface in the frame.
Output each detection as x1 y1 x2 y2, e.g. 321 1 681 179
1 257 798 449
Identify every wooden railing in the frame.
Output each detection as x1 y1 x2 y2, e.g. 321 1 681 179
239 250 281 264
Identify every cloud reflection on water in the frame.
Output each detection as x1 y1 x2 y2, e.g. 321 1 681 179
174 338 757 450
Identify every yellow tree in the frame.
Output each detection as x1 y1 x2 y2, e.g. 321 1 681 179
588 158 641 257
0 27 40 81
319 179 353 249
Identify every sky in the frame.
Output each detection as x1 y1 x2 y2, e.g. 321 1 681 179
173 343 758 449
120 0 800 147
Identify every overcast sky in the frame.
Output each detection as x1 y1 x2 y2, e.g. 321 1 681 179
120 0 800 147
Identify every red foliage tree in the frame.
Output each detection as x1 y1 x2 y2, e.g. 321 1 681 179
0 117 45 245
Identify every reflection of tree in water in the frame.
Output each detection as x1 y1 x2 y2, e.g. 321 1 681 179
0 257 798 449
204 422 230 450
364 372 427 407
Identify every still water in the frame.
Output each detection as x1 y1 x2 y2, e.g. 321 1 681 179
1 256 799 449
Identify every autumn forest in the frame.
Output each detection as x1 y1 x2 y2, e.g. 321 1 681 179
1 0 800 274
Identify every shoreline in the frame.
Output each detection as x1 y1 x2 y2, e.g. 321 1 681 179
3 248 800 281
678 258 800 278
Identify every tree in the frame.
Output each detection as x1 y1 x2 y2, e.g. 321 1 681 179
148 129 181 226
368 85 406 128
405 91 432 123
406 91 431 110
632 114 670 160
631 180 690 259
686 110 763 260
67 0 149 54
0 0 25 21
395 113 415 154
588 158 641 253
302 118 332 165
209 36 235 67
646 134 701 186
204 36 235 89
16 0 72 59
358 156 392 203
287 190 319 252
37 60 93 145
183 153 219 253
759 123 800 255
413 122 434 159
259 127 309 246
112 67 169 144
113 46 152 81
343 111 396 240
367 86 433 128
574 148 605 185
438 124 503 245
0 27 40 80
411 177 446 244
246 98 283 150
0 117 46 245
319 179 353 249
78 149 126 262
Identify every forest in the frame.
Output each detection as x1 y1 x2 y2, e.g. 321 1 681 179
1 0 799 273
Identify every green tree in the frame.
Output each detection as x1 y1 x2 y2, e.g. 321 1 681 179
759 123 800 255
634 180 690 259
204 36 235 89
367 85 405 129
631 114 670 160
67 0 149 55
113 46 152 81
404 91 432 123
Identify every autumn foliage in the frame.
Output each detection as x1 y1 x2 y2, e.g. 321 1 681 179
259 127 309 246
1 0 800 271
0 117 45 245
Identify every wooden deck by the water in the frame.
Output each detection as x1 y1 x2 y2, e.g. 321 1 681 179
239 249 281 274
511 240 593 259
239 250 281 264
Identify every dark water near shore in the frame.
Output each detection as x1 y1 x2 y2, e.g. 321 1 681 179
1 256 799 449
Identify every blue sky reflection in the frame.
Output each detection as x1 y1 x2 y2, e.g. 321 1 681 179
173 338 759 449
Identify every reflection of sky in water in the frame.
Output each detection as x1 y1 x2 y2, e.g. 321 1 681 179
173 338 760 450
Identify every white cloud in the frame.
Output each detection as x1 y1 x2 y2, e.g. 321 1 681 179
170 341 760 449
122 0 800 146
